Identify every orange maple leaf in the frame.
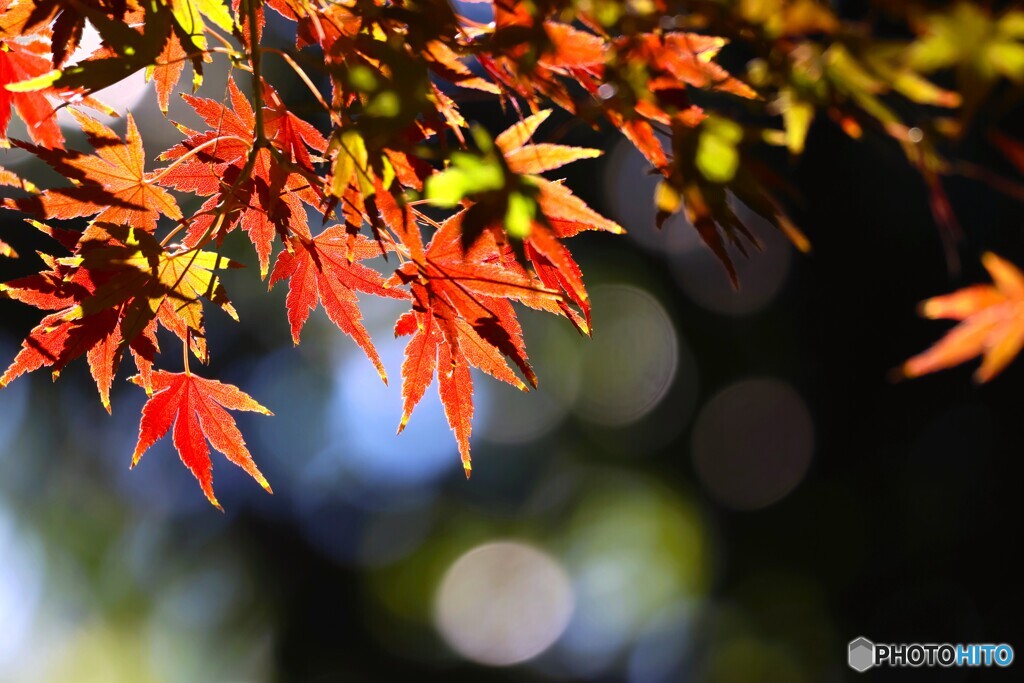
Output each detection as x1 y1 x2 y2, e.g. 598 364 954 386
269 229 409 382
903 252 1024 382
148 31 186 115
6 111 181 231
390 212 563 473
130 370 274 510
0 223 240 408
492 110 623 331
158 77 325 276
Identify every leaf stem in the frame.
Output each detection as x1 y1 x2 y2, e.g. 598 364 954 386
146 135 252 185
184 331 191 375
176 0 270 258
204 25 237 53
159 220 189 248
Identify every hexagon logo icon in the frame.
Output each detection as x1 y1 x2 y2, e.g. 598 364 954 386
849 637 875 672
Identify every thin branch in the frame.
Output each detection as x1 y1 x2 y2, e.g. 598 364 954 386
246 0 267 145
204 25 237 53
260 47 342 126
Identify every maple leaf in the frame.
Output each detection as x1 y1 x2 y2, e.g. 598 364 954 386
0 223 240 408
157 77 326 275
624 33 758 101
496 112 603 176
649 115 811 287
903 253 1024 383
130 370 273 510
263 81 328 167
540 22 608 70
161 76 256 168
390 211 565 473
0 29 64 149
490 111 621 330
5 111 181 231
492 111 621 233
147 31 187 115
422 40 500 94
0 163 38 193
65 224 242 362
161 76 326 188
0 302 158 411
0 234 139 407
269 229 409 381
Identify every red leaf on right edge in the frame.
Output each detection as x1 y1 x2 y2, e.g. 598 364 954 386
131 370 273 510
903 253 1024 383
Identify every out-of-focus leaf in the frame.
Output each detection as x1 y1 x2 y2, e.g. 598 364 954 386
907 3 1024 120
696 116 743 183
904 253 1024 382
778 88 815 154
425 151 505 207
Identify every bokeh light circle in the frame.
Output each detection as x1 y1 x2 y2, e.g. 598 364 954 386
671 208 792 317
556 473 709 676
434 541 574 666
480 312 582 444
691 378 814 510
603 138 699 254
574 285 678 427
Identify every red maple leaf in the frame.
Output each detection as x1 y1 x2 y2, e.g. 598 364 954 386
390 211 564 473
263 81 328 168
0 19 64 149
5 111 181 231
269 229 409 381
0 223 239 408
156 76 326 276
131 370 273 510
0 233 156 410
493 110 624 330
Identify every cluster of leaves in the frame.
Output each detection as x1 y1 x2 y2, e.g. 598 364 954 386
2 0 1024 507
